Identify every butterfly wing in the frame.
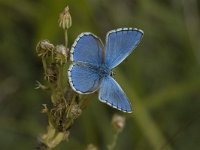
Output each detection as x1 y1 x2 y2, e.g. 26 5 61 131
71 33 104 66
105 28 143 69
98 76 132 113
68 64 102 94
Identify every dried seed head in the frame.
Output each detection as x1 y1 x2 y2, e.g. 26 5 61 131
45 64 58 82
55 45 68 64
36 40 54 57
111 114 126 132
59 6 72 30
69 104 82 119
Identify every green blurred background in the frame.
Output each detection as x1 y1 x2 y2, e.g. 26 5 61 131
0 0 200 149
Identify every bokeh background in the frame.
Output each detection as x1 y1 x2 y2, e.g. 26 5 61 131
0 0 200 149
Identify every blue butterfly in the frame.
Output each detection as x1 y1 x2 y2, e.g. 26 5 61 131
68 28 143 113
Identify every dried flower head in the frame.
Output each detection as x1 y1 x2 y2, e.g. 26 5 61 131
59 6 72 30
111 114 126 132
44 64 58 82
55 45 68 64
69 104 82 119
36 40 54 57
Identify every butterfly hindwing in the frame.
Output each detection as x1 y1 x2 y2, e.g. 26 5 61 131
68 63 102 94
98 76 132 113
71 33 104 66
105 28 143 69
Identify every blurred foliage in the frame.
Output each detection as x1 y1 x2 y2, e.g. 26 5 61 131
0 0 200 149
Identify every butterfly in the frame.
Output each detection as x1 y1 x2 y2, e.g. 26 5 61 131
68 28 143 113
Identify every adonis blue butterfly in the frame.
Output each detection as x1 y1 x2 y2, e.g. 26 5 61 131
68 28 143 113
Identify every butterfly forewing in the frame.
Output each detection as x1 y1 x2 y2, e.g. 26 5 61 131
71 33 104 66
105 28 143 69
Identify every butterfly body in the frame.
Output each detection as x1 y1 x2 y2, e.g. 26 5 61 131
73 62 111 77
68 28 143 113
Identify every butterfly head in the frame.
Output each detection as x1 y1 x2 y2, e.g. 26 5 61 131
110 70 115 77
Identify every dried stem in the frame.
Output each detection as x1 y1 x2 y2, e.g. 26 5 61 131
107 131 119 150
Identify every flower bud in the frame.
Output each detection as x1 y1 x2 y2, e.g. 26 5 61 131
86 144 98 150
41 104 49 113
111 114 126 132
59 6 72 30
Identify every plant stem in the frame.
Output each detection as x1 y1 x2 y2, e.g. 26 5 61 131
57 64 64 89
108 131 119 150
64 29 68 48
42 57 47 76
